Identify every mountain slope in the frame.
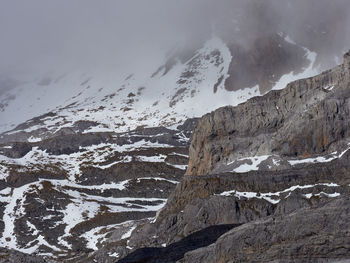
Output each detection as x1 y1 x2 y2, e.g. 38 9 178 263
0 36 323 261
109 51 350 263
0 34 316 137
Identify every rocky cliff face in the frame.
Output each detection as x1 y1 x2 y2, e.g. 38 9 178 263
109 52 350 263
187 51 350 176
179 196 350 263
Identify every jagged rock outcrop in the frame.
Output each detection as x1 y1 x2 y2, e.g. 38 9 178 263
113 160 350 262
344 50 350 70
118 224 240 263
1 43 349 262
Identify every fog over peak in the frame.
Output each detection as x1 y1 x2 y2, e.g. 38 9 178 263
0 0 349 78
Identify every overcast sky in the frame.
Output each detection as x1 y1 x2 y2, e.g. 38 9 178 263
0 0 349 76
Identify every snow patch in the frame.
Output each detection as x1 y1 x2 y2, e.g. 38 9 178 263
219 182 340 204
230 155 271 173
28 136 42 143
289 145 350 165
121 225 137 240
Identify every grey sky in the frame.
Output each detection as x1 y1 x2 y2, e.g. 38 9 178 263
0 0 349 76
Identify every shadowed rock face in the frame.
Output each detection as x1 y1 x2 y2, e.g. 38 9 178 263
122 149 350 252
8 50 344 263
345 51 350 70
179 197 350 263
187 53 350 176
117 224 239 263
225 33 309 94
109 151 350 263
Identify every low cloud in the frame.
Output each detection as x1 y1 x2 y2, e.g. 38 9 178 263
0 0 349 78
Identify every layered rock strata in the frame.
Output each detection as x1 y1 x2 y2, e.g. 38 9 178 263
112 52 350 263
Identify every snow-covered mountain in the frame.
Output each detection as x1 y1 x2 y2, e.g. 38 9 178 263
0 34 320 261
1 0 350 261
0 35 318 137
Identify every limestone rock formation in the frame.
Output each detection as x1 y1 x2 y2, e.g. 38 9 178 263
187 51 350 176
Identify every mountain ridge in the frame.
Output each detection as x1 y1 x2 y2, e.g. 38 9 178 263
0 34 316 136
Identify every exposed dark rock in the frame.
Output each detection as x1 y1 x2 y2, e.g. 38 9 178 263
38 133 113 155
0 248 47 263
5 170 66 188
122 149 350 254
117 224 239 263
176 118 199 138
2 142 32 158
0 40 349 263
225 33 309 94
180 197 350 263
0 123 192 261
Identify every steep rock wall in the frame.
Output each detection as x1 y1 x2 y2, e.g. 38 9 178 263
187 53 350 175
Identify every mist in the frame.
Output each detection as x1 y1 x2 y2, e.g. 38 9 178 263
0 0 349 81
